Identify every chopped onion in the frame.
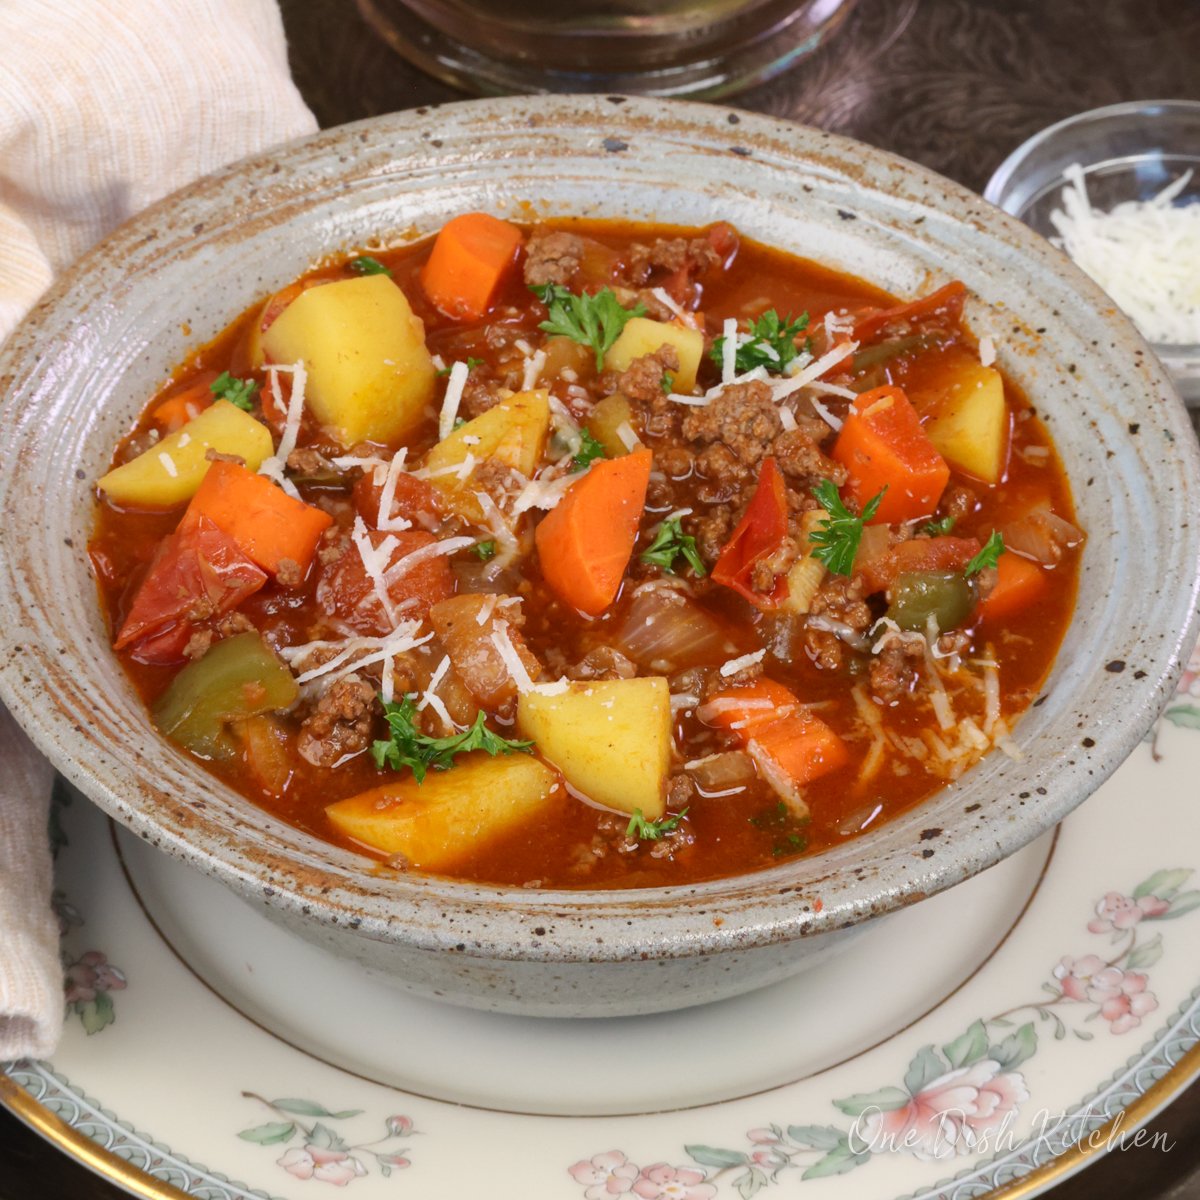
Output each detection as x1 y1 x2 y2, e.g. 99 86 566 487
615 588 739 672
1001 504 1085 566
685 750 757 793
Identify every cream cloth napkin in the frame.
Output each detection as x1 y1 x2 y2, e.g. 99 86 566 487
0 0 316 1060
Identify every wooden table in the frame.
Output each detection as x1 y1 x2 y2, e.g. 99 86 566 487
2 0 1198 1194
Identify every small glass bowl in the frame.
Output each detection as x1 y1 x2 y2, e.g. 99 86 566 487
984 99 1200 406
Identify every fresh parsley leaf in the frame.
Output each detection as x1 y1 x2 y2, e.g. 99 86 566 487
626 807 688 841
661 370 675 394
371 696 533 783
964 530 1005 578
639 517 706 576
453 417 467 430
531 282 645 370
349 255 391 277
709 309 810 375
437 356 484 377
923 515 956 536
809 478 886 576
571 429 607 472
473 540 496 561
210 370 258 411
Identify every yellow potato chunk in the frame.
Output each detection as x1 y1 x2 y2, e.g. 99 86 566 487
325 753 561 872
586 393 642 458
925 362 1009 484
423 389 550 521
604 317 704 393
517 678 671 819
97 400 274 508
261 274 435 449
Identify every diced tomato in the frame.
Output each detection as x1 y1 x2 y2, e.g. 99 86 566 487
114 517 267 664
317 529 455 635
353 470 443 531
855 535 982 596
852 281 967 345
712 457 790 610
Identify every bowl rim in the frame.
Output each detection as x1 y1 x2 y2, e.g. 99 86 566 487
2 94 1199 963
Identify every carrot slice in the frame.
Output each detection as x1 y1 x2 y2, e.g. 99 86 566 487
535 449 652 616
712 457 790 610
832 386 950 525
703 679 848 793
420 212 523 321
980 553 1048 621
152 374 216 432
181 460 333 577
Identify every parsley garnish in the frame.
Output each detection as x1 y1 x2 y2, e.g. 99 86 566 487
710 309 810 375
809 479 886 576
210 370 258 411
436 356 484 378
661 370 675 394
531 283 645 370
371 696 533 783
349 255 392 277
923 515 956 536
473 540 496 561
639 517 706 576
571 429 607 472
626 807 688 841
964 530 1005 577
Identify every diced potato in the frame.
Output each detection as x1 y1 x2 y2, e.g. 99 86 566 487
325 753 561 871
517 677 671 819
924 362 1009 484
603 317 704 393
586 393 641 458
423 389 550 521
261 274 435 448
98 400 274 508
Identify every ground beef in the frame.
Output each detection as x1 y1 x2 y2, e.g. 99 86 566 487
692 505 734 563
656 445 694 479
472 458 525 509
317 526 349 567
666 773 695 808
682 381 781 473
939 484 978 527
460 372 502 419
523 231 585 288
773 427 846 490
633 288 679 322
286 447 328 476
205 447 246 466
869 640 924 702
567 646 639 681
215 612 256 637
297 675 377 768
275 557 302 588
617 345 679 404
183 629 212 660
625 236 720 287
804 574 872 671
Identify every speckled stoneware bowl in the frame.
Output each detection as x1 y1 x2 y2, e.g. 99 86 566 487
1 96 1198 1018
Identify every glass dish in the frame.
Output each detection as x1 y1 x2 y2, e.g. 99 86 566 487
984 99 1200 406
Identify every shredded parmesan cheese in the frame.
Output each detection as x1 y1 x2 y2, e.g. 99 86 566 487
521 349 547 391
257 360 308 499
771 340 858 403
157 452 178 478
376 449 411 532
615 421 639 451
719 649 766 677
383 535 475 585
778 405 798 432
352 516 399 627
721 317 737 385
490 620 534 693
808 396 843 431
979 335 997 367
1049 164 1200 345
651 286 700 328
281 622 432 688
438 361 470 441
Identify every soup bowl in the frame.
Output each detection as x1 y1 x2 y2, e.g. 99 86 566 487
1 96 1198 1017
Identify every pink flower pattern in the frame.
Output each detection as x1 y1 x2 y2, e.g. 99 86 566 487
278 1146 367 1187
566 867 1194 1195
568 1151 641 1199
64 950 127 1005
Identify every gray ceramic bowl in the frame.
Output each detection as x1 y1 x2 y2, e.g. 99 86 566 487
1 97 1198 1018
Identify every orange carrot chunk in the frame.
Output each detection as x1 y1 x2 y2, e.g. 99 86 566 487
832 385 950 525
535 449 652 616
152 373 216 432
420 212 524 321
181 460 333 577
980 553 1048 621
703 679 848 791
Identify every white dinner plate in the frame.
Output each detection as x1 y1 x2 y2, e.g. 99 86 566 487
4 644 1200 1200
